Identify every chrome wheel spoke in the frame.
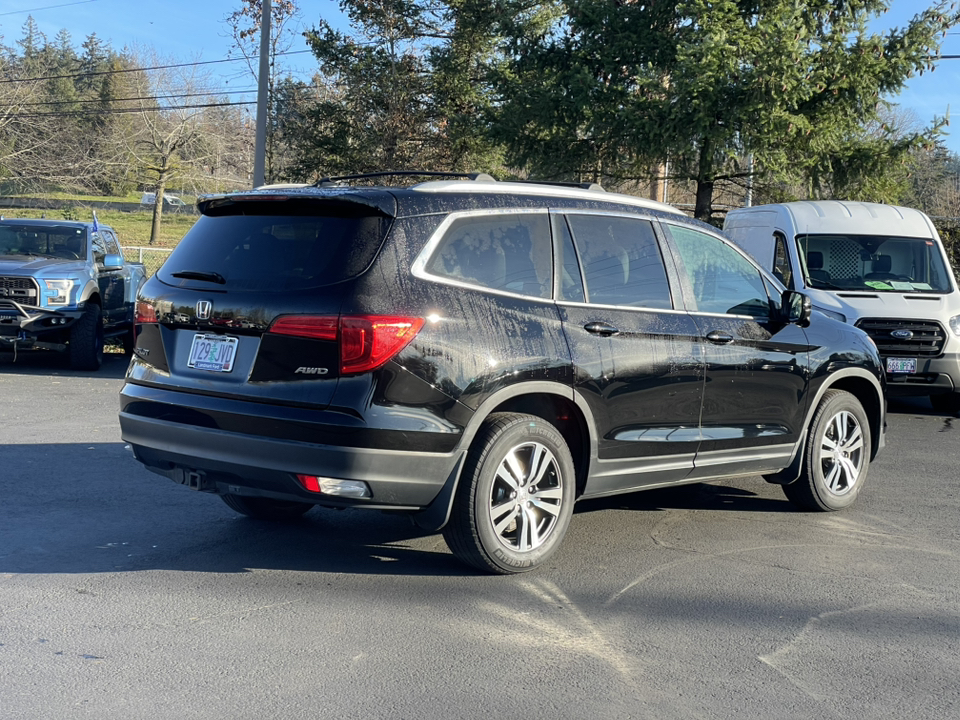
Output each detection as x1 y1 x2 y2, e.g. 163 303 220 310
493 503 519 536
497 454 522 492
518 506 540 551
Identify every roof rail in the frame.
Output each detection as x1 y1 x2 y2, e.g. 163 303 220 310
315 171 496 187
510 179 605 192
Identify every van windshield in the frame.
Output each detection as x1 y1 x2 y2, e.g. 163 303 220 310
797 233 953 293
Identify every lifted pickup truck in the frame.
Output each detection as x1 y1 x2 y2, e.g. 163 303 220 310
0 217 146 370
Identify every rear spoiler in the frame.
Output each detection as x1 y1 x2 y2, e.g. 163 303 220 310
197 187 398 217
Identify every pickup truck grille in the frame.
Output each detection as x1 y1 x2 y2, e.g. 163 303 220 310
0 276 39 304
855 318 946 357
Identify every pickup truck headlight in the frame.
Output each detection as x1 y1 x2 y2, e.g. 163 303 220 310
42 279 75 306
949 314 960 337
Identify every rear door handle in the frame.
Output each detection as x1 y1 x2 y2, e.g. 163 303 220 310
705 330 734 345
584 321 620 336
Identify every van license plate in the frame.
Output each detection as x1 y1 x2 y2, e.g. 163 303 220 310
886 357 916 374
187 334 238 373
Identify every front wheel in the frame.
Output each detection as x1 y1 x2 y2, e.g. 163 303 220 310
220 494 313 521
442 413 576 574
783 389 871 511
69 303 104 370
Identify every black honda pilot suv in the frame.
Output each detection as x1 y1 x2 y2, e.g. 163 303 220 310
120 172 885 574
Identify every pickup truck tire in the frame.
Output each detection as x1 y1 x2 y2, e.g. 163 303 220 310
69 303 104 370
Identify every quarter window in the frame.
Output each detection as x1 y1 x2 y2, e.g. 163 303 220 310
426 214 552 298
565 215 671 309
667 224 770 317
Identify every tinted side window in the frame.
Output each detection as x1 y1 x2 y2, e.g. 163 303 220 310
102 230 121 256
566 215 671 309
772 231 793 288
553 215 585 302
91 232 107 264
667 224 770 317
426 214 552 298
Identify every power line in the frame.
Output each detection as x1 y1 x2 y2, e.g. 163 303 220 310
0 49 314 84
0 0 99 17
13 99 256 118
15 87 258 108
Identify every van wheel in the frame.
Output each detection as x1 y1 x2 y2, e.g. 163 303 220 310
220 494 313 521
783 390 870 511
443 413 575 574
930 392 960 415
69 303 104 370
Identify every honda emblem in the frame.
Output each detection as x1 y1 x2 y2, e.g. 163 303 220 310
196 300 213 320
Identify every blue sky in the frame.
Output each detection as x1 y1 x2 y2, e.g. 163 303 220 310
1 0 959 152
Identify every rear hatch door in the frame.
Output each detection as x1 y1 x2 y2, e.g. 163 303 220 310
133 191 395 409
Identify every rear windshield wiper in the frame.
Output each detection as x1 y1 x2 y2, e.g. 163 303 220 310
171 270 226 284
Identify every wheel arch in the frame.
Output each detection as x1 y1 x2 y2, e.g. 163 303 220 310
412 382 596 532
765 367 885 485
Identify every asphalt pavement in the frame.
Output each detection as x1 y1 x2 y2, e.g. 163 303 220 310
1 350 958 720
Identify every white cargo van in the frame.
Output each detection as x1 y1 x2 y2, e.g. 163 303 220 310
724 200 960 412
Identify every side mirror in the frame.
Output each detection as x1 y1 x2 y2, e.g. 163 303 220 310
782 290 811 326
102 253 124 271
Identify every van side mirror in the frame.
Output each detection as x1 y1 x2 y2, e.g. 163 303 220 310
782 290 811 326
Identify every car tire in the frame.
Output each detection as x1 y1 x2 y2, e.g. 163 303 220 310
442 413 576 574
929 392 960 415
783 389 870 511
69 303 104 370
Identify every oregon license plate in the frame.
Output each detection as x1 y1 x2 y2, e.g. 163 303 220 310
187 333 238 373
886 357 917 374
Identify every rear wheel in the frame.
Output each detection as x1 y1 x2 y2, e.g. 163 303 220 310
220 494 313 521
69 303 104 370
443 413 575 574
930 392 960 415
783 390 870 511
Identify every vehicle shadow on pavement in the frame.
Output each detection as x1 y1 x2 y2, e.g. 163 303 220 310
0 442 470 578
1 441 805 579
0 350 129 379
576 481 790 516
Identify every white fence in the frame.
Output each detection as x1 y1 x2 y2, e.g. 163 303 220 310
121 246 172 276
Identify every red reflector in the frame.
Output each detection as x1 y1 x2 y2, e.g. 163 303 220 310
297 474 322 493
269 316 338 340
135 300 157 324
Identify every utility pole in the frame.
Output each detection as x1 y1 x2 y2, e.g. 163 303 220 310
253 0 272 188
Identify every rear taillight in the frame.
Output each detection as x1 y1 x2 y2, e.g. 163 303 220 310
135 300 157 324
268 314 425 374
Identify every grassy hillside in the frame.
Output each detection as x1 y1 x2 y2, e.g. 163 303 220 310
0 207 197 248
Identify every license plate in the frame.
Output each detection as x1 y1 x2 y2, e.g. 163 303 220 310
886 357 916 374
187 333 238 373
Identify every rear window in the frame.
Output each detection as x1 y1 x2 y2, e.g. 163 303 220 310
158 202 389 291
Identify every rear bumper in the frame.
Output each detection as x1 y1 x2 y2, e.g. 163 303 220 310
119 385 465 510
